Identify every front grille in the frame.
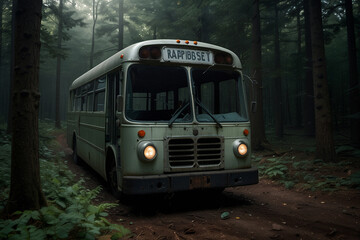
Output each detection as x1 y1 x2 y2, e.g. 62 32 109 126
166 137 224 170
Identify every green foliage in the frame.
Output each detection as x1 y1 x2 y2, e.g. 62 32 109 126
0 122 130 239
253 151 360 192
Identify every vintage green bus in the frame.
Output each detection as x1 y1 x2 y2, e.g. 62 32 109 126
67 39 258 197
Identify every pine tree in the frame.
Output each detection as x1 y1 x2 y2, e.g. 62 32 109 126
5 0 47 214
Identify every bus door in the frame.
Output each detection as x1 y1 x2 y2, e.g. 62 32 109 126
106 72 119 145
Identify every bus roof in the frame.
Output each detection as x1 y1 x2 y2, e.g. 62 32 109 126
70 39 242 90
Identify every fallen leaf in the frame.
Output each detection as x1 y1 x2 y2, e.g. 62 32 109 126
221 211 230 220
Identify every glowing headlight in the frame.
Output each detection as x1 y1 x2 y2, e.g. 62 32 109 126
137 141 157 162
238 143 248 156
233 140 249 158
144 145 156 160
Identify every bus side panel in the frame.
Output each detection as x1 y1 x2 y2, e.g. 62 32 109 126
77 112 106 178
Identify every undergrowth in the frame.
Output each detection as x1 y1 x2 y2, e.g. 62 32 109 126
253 147 360 192
0 121 131 240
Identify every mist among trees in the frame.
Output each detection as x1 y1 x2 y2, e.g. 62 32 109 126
1 0 358 147
0 1 360 238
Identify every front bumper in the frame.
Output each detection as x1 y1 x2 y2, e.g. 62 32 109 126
122 168 258 195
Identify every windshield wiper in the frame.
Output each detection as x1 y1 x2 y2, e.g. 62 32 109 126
168 101 190 128
195 98 222 128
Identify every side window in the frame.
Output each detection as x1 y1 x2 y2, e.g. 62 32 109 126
81 95 87 111
94 76 106 112
75 88 81 111
87 93 94 111
95 91 105 111
86 81 94 112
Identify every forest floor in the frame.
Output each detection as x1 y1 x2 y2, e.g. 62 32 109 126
56 132 360 240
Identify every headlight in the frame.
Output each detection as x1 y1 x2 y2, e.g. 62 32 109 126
233 140 248 158
144 145 156 160
238 143 248 156
137 141 157 161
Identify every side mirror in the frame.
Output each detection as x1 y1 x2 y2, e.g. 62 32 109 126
251 101 257 113
117 95 123 112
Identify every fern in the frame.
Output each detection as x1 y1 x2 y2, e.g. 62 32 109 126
0 121 131 240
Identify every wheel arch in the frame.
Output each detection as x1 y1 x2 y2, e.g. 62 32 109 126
105 145 118 180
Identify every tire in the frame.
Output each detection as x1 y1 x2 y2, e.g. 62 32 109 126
107 158 122 199
72 138 81 165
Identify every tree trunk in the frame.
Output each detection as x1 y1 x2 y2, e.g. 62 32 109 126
303 0 315 136
6 0 16 134
118 0 124 51
309 0 336 161
345 0 360 145
90 0 100 69
0 0 4 122
274 2 283 138
0 0 3 80
4 0 47 214
55 0 63 129
295 4 302 127
250 0 266 150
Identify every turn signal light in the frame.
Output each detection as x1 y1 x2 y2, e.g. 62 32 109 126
243 129 249 136
150 47 161 59
139 47 150 58
139 46 161 60
138 130 146 138
214 52 233 65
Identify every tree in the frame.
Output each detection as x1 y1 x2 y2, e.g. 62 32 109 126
303 0 315 136
41 0 84 128
118 0 124 50
96 0 125 51
309 0 336 161
4 0 47 214
90 0 101 68
273 1 283 138
5 0 14 134
250 0 266 150
344 0 360 145
55 0 64 129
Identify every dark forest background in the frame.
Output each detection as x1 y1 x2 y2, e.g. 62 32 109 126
0 0 359 146
1 0 360 232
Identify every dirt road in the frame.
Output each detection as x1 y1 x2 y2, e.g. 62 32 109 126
58 134 360 240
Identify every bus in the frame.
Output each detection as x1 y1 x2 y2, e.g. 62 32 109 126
67 39 258 197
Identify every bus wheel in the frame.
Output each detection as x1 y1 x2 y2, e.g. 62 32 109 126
72 138 81 165
107 158 122 199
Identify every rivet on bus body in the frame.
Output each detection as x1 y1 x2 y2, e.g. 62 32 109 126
138 130 146 138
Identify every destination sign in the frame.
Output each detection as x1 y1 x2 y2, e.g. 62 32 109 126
162 47 214 64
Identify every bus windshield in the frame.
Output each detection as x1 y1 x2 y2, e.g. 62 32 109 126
125 64 248 123
192 68 248 122
125 64 192 123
